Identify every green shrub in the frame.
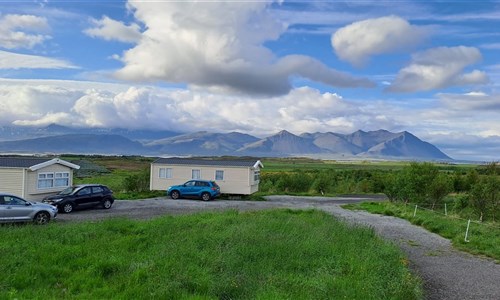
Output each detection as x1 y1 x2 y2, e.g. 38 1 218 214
122 168 149 193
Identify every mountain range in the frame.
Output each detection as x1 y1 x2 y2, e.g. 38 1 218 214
0 125 452 161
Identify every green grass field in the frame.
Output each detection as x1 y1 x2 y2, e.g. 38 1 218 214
0 209 422 299
343 201 500 261
260 157 477 173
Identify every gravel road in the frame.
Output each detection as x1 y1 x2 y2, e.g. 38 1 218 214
57 195 500 300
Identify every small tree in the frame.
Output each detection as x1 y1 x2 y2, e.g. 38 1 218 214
428 173 453 209
469 173 499 222
394 162 439 204
470 180 488 222
483 175 499 222
383 172 401 202
484 161 499 175
464 169 480 192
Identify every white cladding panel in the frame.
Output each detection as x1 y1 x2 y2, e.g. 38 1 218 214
0 168 24 196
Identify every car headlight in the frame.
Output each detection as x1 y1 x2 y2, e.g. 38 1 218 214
52 198 64 203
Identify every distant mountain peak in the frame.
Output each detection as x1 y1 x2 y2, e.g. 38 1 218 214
276 129 293 136
0 125 452 160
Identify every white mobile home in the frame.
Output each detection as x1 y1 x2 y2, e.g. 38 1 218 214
150 158 263 195
0 157 80 201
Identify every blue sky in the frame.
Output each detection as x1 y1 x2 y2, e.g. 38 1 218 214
0 0 499 161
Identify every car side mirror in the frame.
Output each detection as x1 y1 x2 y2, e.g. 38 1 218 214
25 202 32 206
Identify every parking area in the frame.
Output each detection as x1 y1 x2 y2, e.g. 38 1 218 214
54 195 385 222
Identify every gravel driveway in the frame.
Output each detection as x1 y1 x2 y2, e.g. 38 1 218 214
57 195 500 300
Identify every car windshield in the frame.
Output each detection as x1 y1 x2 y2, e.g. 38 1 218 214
58 186 80 195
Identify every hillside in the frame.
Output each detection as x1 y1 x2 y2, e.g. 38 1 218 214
0 125 452 160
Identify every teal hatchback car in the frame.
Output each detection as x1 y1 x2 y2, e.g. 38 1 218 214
167 180 220 201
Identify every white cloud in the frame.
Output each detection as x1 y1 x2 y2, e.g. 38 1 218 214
0 14 50 49
0 50 77 69
387 46 489 92
480 42 500 50
437 91 500 112
113 1 373 96
0 79 372 135
84 16 142 43
424 133 500 162
0 78 499 160
0 82 82 125
331 15 428 66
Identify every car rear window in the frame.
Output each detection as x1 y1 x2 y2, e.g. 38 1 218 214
211 181 219 188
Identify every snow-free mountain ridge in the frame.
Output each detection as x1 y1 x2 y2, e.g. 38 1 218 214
0 125 451 160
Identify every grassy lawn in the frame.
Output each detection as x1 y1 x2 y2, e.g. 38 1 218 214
343 201 500 261
0 209 421 299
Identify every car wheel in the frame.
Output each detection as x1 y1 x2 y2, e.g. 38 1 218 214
201 192 211 201
33 211 50 225
102 199 113 209
171 190 180 200
62 203 74 213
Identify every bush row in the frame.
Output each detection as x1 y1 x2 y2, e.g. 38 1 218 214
259 162 499 221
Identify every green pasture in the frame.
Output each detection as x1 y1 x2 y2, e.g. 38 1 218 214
0 209 421 299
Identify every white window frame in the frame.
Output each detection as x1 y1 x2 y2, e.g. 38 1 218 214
54 172 70 187
159 168 173 179
38 172 70 190
192 169 201 179
215 170 224 180
38 173 54 189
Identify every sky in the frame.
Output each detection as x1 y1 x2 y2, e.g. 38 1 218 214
0 0 499 162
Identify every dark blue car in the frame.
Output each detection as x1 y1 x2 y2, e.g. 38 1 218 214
167 180 220 201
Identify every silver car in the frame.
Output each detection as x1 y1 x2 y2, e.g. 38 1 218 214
0 193 57 225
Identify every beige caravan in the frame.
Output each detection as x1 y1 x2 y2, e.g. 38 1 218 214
150 158 263 195
0 157 80 201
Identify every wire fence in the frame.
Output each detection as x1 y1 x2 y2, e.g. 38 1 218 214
407 203 500 242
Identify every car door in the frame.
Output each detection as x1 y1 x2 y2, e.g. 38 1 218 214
91 186 105 204
74 187 93 206
1 196 32 221
193 181 206 196
181 180 197 196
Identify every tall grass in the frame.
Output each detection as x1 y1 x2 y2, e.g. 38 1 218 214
0 209 421 299
344 202 500 261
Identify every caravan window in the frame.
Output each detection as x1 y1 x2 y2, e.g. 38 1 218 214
159 168 172 179
215 170 224 180
192 169 201 179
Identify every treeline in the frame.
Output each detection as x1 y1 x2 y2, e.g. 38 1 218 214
260 162 499 222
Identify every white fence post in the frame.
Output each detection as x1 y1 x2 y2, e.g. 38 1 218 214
464 219 471 242
413 205 418 217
